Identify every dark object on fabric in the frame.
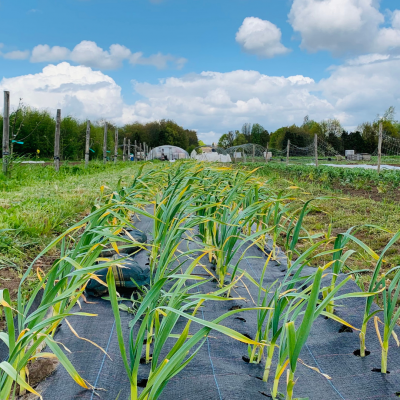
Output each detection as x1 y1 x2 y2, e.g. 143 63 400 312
85 254 150 297
101 229 147 257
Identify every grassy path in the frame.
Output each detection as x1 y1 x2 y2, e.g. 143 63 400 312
0 162 142 315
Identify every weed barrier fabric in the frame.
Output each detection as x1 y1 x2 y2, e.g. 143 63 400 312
35 219 400 400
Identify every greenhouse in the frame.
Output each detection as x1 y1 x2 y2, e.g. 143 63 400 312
147 146 189 161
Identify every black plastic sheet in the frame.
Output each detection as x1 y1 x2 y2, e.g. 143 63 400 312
23 214 400 399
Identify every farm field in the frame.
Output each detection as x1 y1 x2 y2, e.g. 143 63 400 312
2 160 400 307
1 160 400 400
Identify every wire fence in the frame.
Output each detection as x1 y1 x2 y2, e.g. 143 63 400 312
210 125 400 170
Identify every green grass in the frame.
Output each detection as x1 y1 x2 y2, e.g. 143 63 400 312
0 161 144 270
235 163 400 287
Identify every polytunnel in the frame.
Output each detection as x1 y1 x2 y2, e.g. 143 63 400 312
148 145 189 161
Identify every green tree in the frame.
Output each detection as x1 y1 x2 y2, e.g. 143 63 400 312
218 131 235 148
251 123 269 146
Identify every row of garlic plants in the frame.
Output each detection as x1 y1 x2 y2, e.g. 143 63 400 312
1 161 399 400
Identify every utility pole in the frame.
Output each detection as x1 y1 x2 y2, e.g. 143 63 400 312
103 122 108 164
54 109 61 172
114 128 118 164
2 91 10 175
377 122 383 174
314 134 318 168
286 140 290 166
85 120 90 169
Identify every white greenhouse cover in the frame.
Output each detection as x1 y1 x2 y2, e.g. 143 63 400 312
193 152 232 163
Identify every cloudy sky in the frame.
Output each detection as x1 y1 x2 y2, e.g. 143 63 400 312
1 0 400 143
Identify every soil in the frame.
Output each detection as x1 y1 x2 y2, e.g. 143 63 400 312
0 268 21 330
331 183 400 203
26 358 59 388
15 359 59 399
0 255 59 330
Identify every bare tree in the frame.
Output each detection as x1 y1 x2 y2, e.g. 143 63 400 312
241 123 252 142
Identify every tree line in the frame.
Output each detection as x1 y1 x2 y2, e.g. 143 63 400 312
0 102 199 160
217 107 400 154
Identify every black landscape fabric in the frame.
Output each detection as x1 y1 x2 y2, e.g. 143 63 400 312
28 213 400 399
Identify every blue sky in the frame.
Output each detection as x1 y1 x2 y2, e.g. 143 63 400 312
1 0 400 142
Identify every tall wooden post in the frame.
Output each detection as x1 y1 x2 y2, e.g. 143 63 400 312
128 139 131 161
134 140 137 162
143 142 147 160
252 144 255 163
377 122 383 174
139 143 142 161
103 122 108 164
123 137 126 161
286 140 290 166
314 134 318 168
85 120 90 169
2 91 10 175
54 109 61 172
243 147 246 163
114 128 118 164
266 143 269 163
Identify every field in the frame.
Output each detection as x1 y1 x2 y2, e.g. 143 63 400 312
1 160 400 399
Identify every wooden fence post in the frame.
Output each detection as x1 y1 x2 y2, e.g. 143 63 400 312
377 122 383 174
85 120 90 169
2 91 10 175
134 140 137 162
54 109 61 172
128 139 131 161
252 144 255 163
114 128 118 164
123 137 126 161
314 134 318 168
266 143 269 163
103 122 108 164
286 140 290 166
139 143 142 161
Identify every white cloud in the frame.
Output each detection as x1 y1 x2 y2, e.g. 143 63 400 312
19 40 186 70
123 70 333 131
31 44 71 62
69 41 131 69
130 52 187 70
1 58 399 138
345 53 391 66
319 56 400 125
236 17 291 58
393 10 400 29
2 50 30 60
288 0 400 55
0 62 124 121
